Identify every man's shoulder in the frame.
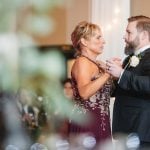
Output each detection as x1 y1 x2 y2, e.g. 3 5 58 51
142 47 150 56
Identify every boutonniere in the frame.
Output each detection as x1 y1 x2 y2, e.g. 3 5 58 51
129 54 141 67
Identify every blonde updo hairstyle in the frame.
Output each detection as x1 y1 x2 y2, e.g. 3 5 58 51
71 21 100 56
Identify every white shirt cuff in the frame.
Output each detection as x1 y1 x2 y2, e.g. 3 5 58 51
118 69 125 84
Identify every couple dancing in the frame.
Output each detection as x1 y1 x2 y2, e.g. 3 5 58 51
69 15 150 149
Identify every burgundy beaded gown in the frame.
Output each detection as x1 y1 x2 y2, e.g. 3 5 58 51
69 58 113 145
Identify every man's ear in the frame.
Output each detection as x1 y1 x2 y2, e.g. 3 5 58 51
81 38 88 47
141 30 148 40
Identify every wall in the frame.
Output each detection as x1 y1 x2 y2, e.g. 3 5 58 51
131 0 150 17
65 0 91 44
34 0 91 46
34 6 67 46
32 0 150 46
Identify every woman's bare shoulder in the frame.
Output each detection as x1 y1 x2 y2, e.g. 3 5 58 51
72 57 94 76
72 57 91 71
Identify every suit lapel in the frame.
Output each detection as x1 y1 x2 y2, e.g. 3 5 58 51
122 54 133 69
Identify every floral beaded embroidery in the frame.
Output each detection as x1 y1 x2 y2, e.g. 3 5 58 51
71 76 112 131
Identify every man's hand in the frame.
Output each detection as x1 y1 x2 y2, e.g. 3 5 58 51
106 58 123 78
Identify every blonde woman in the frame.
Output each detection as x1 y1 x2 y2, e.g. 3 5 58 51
69 21 113 146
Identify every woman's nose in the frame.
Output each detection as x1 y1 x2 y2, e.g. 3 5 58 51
103 39 106 44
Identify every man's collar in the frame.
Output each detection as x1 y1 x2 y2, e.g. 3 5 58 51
134 45 150 55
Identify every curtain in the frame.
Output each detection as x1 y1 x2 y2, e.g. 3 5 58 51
91 0 130 61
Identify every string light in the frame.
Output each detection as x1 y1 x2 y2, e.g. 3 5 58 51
105 24 112 31
103 6 120 31
114 7 120 14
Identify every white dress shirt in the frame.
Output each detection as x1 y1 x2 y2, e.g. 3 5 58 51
134 45 150 55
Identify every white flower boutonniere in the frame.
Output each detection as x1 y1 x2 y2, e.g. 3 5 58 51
129 55 140 67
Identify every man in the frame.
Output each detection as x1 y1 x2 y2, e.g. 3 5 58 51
107 15 150 149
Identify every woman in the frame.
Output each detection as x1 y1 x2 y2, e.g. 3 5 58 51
69 21 113 146
63 78 73 100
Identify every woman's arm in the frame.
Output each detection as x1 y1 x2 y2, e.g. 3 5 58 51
72 57 110 100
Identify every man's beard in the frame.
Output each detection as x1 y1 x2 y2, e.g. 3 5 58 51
124 36 140 55
124 44 134 55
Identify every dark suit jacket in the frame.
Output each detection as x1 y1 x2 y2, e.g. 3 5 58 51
112 48 150 142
